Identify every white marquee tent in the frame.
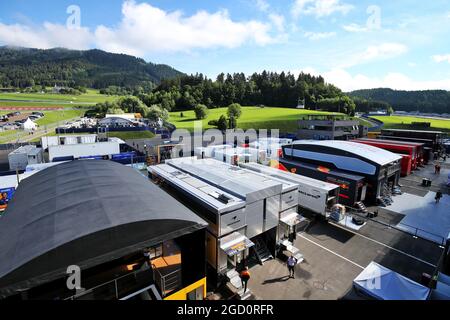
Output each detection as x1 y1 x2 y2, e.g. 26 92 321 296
353 261 430 300
21 118 37 131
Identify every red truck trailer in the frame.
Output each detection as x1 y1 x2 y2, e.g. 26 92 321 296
357 137 426 166
352 139 417 174
397 154 412 176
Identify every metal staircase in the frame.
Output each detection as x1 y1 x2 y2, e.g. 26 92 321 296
253 238 273 265
354 201 368 213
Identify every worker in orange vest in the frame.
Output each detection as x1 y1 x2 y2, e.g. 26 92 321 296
240 267 251 293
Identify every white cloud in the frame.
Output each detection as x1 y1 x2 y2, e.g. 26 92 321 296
94 1 278 55
342 23 368 32
432 54 450 63
292 0 353 19
340 42 408 68
268 14 285 32
304 31 336 40
0 1 280 56
321 68 450 91
0 22 92 49
256 0 270 12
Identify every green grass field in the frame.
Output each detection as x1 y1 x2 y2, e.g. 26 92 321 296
0 89 118 108
0 109 86 143
35 109 86 126
371 115 450 132
170 107 340 132
106 131 155 140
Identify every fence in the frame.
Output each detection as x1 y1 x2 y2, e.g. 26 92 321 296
338 205 446 246
65 268 154 300
152 266 182 297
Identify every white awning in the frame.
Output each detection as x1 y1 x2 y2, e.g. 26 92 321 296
280 212 304 227
220 232 254 256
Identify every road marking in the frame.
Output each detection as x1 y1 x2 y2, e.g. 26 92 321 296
322 222 437 268
297 233 364 269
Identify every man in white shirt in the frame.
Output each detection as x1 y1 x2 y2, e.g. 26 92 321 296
287 255 298 279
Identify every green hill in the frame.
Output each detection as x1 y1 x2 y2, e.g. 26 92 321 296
0 46 184 89
349 88 450 114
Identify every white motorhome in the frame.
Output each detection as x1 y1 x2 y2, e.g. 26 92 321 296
239 162 340 218
213 147 266 165
249 137 293 162
47 137 124 162
194 144 233 159
163 157 304 275
8 145 43 171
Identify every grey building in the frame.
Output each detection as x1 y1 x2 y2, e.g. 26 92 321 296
298 115 365 140
8 145 43 171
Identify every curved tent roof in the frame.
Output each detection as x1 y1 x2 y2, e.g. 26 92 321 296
353 261 430 300
0 160 206 297
291 140 402 166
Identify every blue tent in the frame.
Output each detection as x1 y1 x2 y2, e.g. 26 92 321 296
430 273 450 300
353 261 430 300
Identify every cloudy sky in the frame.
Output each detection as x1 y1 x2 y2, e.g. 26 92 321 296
1 0 450 91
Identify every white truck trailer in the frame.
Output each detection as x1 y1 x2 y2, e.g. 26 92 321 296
239 162 340 218
8 145 43 171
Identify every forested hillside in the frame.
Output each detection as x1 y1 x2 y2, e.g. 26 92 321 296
349 88 450 113
0 46 183 89
137 72 356 114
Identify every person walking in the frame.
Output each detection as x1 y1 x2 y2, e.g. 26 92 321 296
435 191 443 204
287 255 298 279
240 267 251 293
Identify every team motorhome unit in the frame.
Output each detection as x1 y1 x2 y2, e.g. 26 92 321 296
148 164 248 285
213 146 266 165
380 129 443 152
248 138 293 161
41 134 98 150
163 157 303 279
47 137 123 162
239 162 340 219
276 158 367 207
282 140 402 205
352 138 420 172
194 144 266 164
8 145 43 171
356 138 425 167
194 144 233 159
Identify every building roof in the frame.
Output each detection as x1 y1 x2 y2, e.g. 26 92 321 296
166 157 283 202
0 160 207 297
240 162 339 192
290 140 402 166
149 164 245 214
105 113 136 120
9 145 41 156
356 138 425 147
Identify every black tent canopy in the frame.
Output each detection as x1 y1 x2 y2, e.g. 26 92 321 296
0 160 207 298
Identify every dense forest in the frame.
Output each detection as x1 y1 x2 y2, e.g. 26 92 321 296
136 72 357 114
349 88 450 114
90 72 360 122
0 46 183 89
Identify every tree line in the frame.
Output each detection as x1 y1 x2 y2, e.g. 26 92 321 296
349 88 449 114
133 72 358 115
0 47 182 90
